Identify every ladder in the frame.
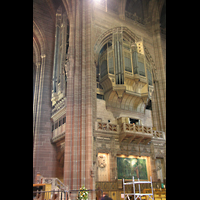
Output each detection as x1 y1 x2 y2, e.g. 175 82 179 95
123 176 154 200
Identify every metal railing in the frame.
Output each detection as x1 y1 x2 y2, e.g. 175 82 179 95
33 190 68 200
33 188 103 200
42 178 68 191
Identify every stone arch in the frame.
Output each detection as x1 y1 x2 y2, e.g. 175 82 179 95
33 19 46 161
62 0 72 21
33 32 40 65
33 20 46 56
94 27 140 56
158 0 166 20
33 62 37 102
94 26 156 72
147 0 165 37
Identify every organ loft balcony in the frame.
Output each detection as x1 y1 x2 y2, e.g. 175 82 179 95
95 117 166 145
97 35 154 113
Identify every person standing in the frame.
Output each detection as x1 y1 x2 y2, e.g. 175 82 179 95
101 192 113 200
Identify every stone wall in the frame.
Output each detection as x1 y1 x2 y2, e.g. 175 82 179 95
33 1 166 199
97 99 153 127
94 136 166 183
92 2 166 133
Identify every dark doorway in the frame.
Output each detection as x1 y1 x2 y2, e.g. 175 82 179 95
129 118 139 124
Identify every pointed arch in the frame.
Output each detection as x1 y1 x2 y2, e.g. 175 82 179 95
62 0 72 21
33 33 40 65
94 26 157 85
94 26 155 69
33 20 46 56
158 0 166 19
94 27 141 56
151 0 160 32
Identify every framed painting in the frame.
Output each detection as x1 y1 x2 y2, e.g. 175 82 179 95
117 157 148 180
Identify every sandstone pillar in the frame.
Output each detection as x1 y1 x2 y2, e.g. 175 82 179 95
64 0 95 199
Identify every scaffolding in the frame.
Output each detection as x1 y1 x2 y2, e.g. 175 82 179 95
123 176 154 200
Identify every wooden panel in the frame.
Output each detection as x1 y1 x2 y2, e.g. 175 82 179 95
110 191 117 200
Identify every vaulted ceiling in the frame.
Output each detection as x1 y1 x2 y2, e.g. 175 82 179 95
160 0 166 29
125 0 166 28
44 0 166 30
125 0 144 19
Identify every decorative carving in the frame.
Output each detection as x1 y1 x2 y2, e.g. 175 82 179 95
98 155 106 168
113 85 126 98
120 142 126 151
148 85 154 100
51 96 66 116
141 146 150 154
125 11 144 25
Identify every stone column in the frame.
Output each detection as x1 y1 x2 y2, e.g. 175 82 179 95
151 8 166 133
33 61 41 140
64 0 95 199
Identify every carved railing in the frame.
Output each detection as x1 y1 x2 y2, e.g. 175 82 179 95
120 123 165 139
95 121 165 141
120 123 152 134
152 130 166 140
52 123 66 138
51 97 66 116
96 122 119 133
51 123 66 143
52 121 165 142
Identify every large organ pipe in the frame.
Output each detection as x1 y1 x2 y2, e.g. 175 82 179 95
114 40 119 84
119 41 124 84
117 41 121 84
